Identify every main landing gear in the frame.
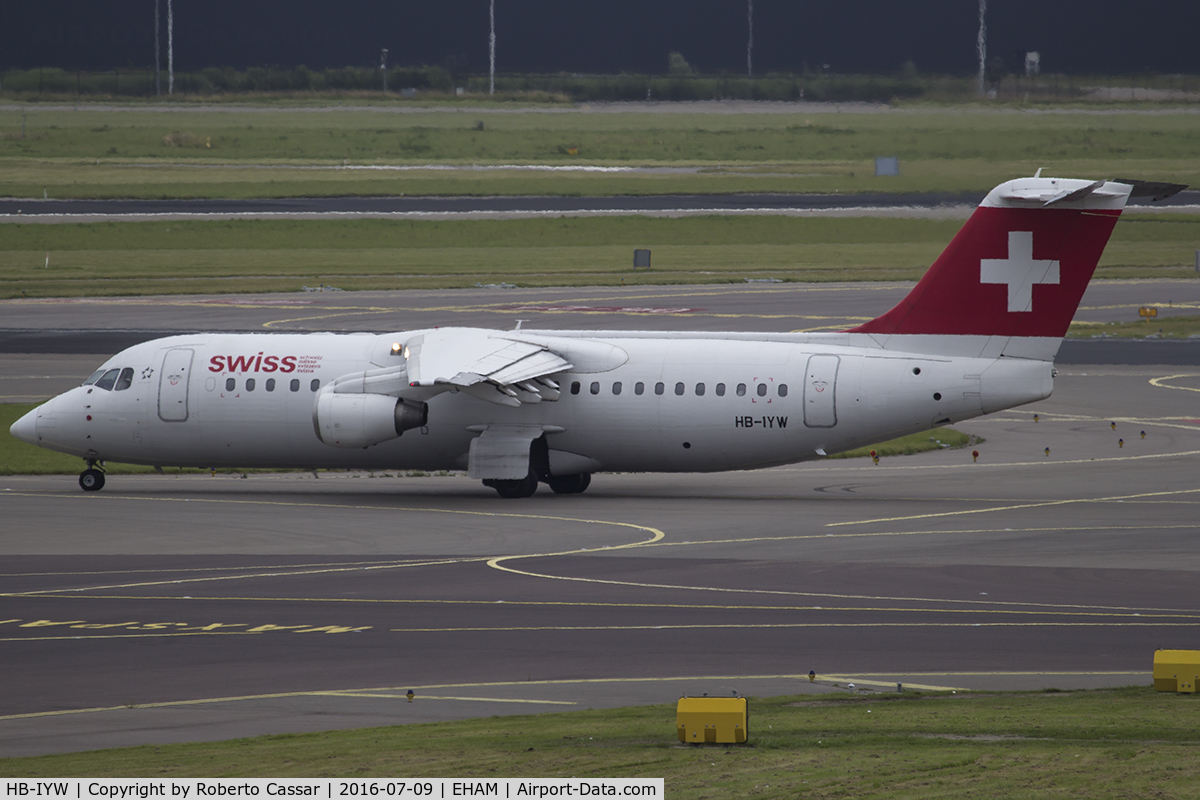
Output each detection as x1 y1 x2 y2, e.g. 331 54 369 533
483 471 591 499
79 460 106 492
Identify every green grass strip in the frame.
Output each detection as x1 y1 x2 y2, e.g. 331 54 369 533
2 688 1197 798
2 215 1196 299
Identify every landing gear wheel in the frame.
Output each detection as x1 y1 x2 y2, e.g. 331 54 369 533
484 472 538 498
546 473 591 495
79 468 106 492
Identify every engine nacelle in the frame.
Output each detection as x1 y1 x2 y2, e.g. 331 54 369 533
314 392 428 448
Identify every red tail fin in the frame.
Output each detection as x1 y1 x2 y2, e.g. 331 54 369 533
849 177 1131 338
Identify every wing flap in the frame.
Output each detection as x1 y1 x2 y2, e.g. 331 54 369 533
402 328 573 405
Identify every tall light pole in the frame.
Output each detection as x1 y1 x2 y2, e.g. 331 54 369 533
381 48 388 93
747 0 753 78
489 0 496 96
976 0 987 96
154 0 161 96
167 0 174 96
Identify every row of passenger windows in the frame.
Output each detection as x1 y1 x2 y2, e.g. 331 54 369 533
82 368 323 395
569 380 788 398
83 367 134 392
223 377 321 393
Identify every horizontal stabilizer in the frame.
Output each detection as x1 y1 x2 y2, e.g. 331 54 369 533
1113 178 1189 202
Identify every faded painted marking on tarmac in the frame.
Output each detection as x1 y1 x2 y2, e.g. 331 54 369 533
0 557 438 579
0 673 940 721
388 621 1200 633
256 285 896 329
644 523 1200 551
11 591 1196 621
4 670 1151 721
0 490 663 594
774 447 1200 475
1150 373 1200 394
315 693 575 705
6 555 484 595
827 487 1200 528
4 486 1195 629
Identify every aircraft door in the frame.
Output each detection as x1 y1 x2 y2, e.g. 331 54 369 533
158 348 194 422
803 355 839 428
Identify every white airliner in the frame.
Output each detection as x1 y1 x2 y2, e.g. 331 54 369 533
8 176 1153 496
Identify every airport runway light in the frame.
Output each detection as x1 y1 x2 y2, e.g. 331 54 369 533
1141 430 1147 439
972 449 980 463
1111 421 1117 430
1119 438 1124 448
1044 447 1050 457
1033 413 1039 422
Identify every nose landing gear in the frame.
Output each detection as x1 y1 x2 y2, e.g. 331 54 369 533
79 460 106 492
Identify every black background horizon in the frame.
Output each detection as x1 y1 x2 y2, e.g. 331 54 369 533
2 1 1198 78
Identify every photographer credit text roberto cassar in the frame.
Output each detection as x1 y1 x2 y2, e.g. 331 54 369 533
5 780 662 799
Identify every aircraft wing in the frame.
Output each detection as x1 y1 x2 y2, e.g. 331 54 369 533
404 328 572 406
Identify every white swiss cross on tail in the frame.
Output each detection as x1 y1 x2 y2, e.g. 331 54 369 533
980 231 1060 313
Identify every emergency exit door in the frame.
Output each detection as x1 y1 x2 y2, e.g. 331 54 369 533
158 348 194 422
803 355 839 428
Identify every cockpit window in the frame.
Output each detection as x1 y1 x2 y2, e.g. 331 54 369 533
82 369 106 386
114 368 134 391
94 368 121 391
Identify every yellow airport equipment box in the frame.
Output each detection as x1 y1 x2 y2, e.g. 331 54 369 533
1153 649 1200 693
676 696 748 744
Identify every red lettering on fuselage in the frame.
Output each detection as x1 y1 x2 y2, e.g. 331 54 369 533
207 354 302 373
227 354 255 372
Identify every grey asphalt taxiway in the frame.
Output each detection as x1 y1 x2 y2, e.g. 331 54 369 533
2 190 1197 223
2 284 1200 757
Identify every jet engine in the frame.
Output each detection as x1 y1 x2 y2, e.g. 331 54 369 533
314 392 427 448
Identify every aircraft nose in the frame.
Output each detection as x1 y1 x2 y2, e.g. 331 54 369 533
9 407 39 445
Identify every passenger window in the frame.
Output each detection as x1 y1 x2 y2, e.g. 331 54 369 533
82 369 106 386
655 382 665 395
757 383 767 397
114 368 134 391
290 379 300 392
226 378 236 391
674 382 685 396
716 383 726 397
590 381 600 395
737 383 747 396
570 381 581 395
612 382 622 395
266 378 276 392
695 383 705 396
779 384 788 397
94 368 120 391
310 379 320 392
245 378 256 392
634 382 644 395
